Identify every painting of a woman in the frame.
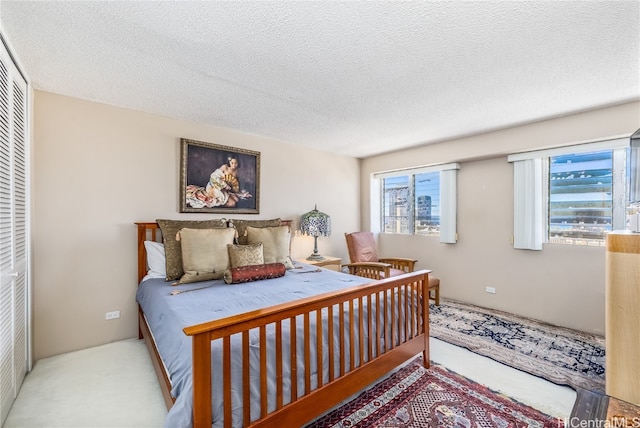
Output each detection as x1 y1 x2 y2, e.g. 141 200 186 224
180 139 260 213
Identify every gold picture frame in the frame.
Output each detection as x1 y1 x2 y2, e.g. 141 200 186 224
180 138 260 214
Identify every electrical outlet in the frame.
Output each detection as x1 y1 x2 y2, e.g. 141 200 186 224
105 310 120 320
485 287 496 294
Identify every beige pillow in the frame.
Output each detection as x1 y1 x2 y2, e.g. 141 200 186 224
176 227 236 284
227 243 264 268
230 218 281 245
157 218 228 281
246 225 294 269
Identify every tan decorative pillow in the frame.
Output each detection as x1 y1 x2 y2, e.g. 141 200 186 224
230 218 281 245
227 243 264 268
246 225 294 269
176 227 236 284
157 218 228 281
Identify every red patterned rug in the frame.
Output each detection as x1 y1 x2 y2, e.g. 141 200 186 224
306 358 562 428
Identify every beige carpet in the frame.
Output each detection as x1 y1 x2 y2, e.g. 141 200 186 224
4 337 576 428
4 339 167 428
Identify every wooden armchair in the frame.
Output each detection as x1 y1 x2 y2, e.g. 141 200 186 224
343 231 440 305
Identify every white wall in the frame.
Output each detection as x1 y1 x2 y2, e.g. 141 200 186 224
361 101 640 335
32 91 360 359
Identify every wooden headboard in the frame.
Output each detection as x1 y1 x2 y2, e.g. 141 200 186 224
135 222 162 284
135 220 292 284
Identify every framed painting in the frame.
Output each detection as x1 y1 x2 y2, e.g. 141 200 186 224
180 138 260 214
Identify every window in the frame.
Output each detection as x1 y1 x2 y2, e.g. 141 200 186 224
548 150 619 245
509 137 630 249
382 175 410 234
415 171 440 236
374 163 458 243
381 172 441 236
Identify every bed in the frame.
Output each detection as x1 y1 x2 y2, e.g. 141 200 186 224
135 220 431 428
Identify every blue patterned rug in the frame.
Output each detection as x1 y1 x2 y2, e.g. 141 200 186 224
429 299 605 394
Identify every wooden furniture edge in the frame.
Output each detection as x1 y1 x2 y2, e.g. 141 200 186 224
133 219 293 413
607 231 640 254
251 336 426 428
136 221 430 428
139 308 175 410
186 270 430 428
183 270 432 337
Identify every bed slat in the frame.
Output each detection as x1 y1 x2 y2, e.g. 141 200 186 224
315 309 323 389
328 305 334 382
358 296 364 366
275 320 283 410
339 303 345 377
303 313 311 395
259 326 267 418
242 331 250 427
223 336 232 428
349 300 355 370
289 316 297 404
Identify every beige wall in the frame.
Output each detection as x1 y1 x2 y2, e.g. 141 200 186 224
32 91 639 359
362 101 640 335
32 91 361 360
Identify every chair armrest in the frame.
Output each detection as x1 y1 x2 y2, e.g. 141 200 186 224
378 257 417 273
343 262 391 280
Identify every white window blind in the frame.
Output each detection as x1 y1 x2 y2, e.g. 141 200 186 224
512 159 545 250
439 168 458 244
0 35 28 427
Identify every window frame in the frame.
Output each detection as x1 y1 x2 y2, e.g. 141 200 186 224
372 163 459 243
508 135 631 250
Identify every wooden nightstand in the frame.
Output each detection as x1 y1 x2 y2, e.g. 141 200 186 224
295 256 342 271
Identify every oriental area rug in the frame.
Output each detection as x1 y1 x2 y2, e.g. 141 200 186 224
306 358 561 428
429 299 605 394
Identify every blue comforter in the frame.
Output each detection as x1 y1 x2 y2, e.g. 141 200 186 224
136 262 371 428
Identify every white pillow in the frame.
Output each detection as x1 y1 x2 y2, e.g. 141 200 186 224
144 241 166 279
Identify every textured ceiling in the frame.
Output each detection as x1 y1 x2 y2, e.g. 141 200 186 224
1 1 638 158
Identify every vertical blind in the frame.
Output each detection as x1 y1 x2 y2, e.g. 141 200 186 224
512 159 544 250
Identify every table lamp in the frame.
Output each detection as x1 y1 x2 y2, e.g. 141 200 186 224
300 204 331 261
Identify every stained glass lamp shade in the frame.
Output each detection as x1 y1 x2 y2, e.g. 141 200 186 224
300 205 331 261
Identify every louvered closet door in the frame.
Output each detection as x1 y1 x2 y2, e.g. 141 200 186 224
0 41 28 427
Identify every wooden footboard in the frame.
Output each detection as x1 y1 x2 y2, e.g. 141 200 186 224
184 270 430 428
135 221 430 428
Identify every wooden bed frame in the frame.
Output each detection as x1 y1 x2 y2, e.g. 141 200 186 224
136 221 431 428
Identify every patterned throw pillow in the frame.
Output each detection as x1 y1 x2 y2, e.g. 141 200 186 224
176 227 236 284
224 263 286 284
246 225 294 269
157 218 227 281
227 243 264 268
